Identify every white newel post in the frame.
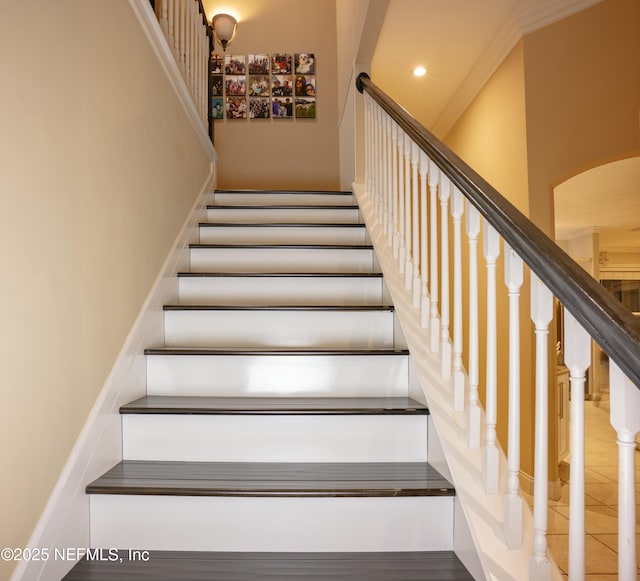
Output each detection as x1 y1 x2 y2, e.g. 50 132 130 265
419 152 429 327
439 174 452 380
504 244 523 548
483 219 500 494
529 273 553 581
451 188 465 411
610 362 640 581
466 204 481 449
564 309 590 581
429 161 440 352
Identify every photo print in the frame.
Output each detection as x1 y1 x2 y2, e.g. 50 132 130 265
211 74 223 97
210 53 223 74
225 54 246 75
249 98 271 119
249 75 270 97
294 74 315 97
271 96 293 119
271 75 293 96
226 97 247 119
295 97 316 119
225 75 246 96
211 97 224 119
248 54 270 75
271 53 292 74
294 53 315 75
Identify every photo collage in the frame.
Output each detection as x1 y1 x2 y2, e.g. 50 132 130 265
210 53 316 120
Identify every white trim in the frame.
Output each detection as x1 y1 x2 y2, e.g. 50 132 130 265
432 0 604 138
12 168 216 581
127 0 217 162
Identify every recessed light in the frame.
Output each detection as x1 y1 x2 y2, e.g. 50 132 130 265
413 66 427 77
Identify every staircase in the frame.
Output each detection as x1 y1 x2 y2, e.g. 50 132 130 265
62 190 474 580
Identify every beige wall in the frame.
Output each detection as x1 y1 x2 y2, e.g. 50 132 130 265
0 2 211 577
524 0 640 236
205 0 340 190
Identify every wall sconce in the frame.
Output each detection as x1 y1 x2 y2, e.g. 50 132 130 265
212 13 238 52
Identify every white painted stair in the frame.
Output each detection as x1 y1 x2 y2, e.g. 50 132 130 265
73 190 472 580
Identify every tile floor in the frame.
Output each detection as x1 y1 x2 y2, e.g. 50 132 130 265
523 398 639 580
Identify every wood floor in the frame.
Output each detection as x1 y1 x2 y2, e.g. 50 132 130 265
62 550 475 580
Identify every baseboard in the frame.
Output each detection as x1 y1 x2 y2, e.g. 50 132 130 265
12 169 216 581
519 470 562 502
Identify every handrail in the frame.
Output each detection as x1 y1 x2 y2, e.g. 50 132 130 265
357 72 640 389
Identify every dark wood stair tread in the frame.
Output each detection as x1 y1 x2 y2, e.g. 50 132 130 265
144 347 409 356
207 204 358 210
86 461 454 497
199 222 366 227
214 189 353 194
177 272 384 278
120 396 427 415
62 550 474 580
189 243 373 249
162 305 394 311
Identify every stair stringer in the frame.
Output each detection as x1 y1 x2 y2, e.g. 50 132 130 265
352 183 563 581
11 169 216 581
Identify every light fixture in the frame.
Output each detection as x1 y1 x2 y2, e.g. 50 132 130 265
413 66 427 77
212 13 237 52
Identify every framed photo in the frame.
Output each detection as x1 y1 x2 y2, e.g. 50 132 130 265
271 53 292 74
272 97 293 119
295 97 316 119
211 97 224 119
249 98 271 119
248 54 269 75
226 97 247 119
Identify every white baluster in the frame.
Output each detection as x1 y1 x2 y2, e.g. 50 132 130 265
390 124 399 252
451 187 465 410
363 96 370 194
384 114 392 237
404 133 413 289
503 243 523 547
483 219 500 494
371 107 380 212
160 0 169 40
610 362 640 581
419 152 429 328
397 132 406 272
376 108 383 217
466 204 481 449
411 142 420 299
439 174 452 380
529 273 553 581
179 0 186 72
429 161 440 352
564 309 590 580
167 0 175 43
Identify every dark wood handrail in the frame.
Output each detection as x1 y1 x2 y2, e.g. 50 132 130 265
357 72 640 389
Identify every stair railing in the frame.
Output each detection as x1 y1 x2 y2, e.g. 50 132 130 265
356 72 640 581
152 0 213 134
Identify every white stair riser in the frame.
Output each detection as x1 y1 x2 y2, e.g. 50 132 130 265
190 247 376 273
212 193 356 206
206 207 360 224
199 225 367 245
146 354 410 397
90 495 454 552
122 415 428 462
163 310 395 349
178 276 386 306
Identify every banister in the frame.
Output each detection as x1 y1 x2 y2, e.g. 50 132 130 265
357 72 640 389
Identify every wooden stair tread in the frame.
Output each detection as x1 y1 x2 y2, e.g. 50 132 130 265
162 305 394 312
214 189 353 194
62 550 473 580
120 396 428 415
86 461 454 497
190 243 373 249
177 272 384 278
144 347 409 356
199 222 366 227
207 204 358 210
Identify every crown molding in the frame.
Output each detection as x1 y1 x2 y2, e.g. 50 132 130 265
432 0 604 139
